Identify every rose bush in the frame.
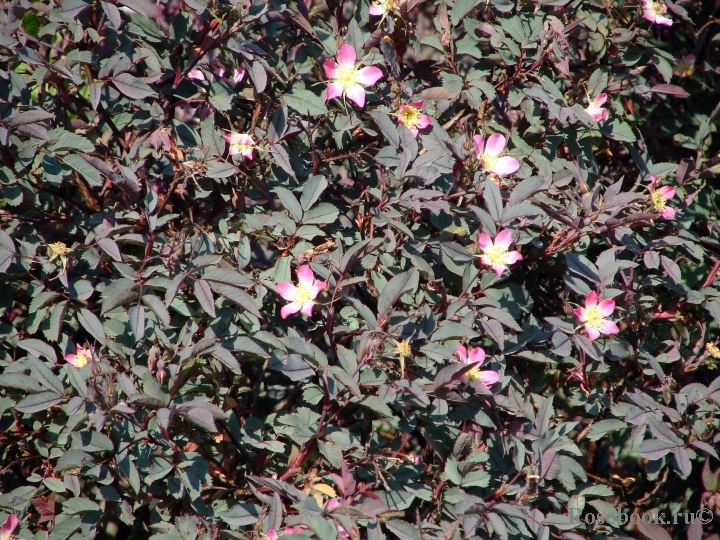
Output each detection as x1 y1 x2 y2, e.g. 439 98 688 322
1 0 720 539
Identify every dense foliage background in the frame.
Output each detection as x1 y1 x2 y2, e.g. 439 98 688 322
1 0 720 539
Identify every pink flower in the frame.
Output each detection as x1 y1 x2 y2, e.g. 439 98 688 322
455 345 500 391
397 100 431 138
473 134 520 176
265 531 278 540
649 176 676 219
276 265 327 319
478 230 523 276
0 515 22 540
224 133 255 160
640 0 672 26
324 44 383 108
232 68 245 84
65 344 92 369
369 0 403 16
187 69 206 81
585 93 609 122
573 291 620 341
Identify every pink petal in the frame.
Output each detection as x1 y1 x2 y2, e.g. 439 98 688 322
473 135 485 157
597 299 615 317
656 15 673 26
356 66 383 86
648 175 658 189
600 320 620 335
585 291 599 308
311 280 327 297
410 100 424 108
409 128 419 138
662 207 676 219
477 232 493 251
484 133 507 157
505 251 523 265
242 149 254 161
480 255 491 266
643 10 655 22
478 370 500 387
65 354 77 363
468 346 486 365
326 499 341 511
232 68 245 83
187 69 205 81
369 4 384 15
324 59 338 79
297 265 315 288
281 302 301 319
300 301 315 317
276 282 297 301
491 156 520 176
594 93 607 105
492 264 506 276
659 186 675 200
345 84 366 108
455 345 468 362
573 307 586 322
336 44 356 68
417 115 432 130
586 327 601 341
1 515 18 536
599 109 609 122
267 531 278 540
326 82 344 102
494 229 513 250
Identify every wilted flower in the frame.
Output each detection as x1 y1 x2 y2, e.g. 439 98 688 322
0 515 22 540
473 134 520 176
573 291 620 341
585 93 609 122
478 230 523 276
65 344 93 369
455 345 500 391
187 69 206 81
649 176 676 219
47 241 70 261
640 0 672 26
276 264 327 319
324 44 383 108
224 133 255 160
675 54 695 78
369 0 404 16
397 100 431 138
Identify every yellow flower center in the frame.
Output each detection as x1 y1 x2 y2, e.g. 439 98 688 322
74 352 89 368
294 284 314 305
652 190 666 212
481 153 499 173
336 65 359 91
394 340 412 359
231 141 252 154
707 343 720 359
399 106 422 129
48 242 69 256
377 0 400 13
648 1 666 16
483 244 508 266
466 366 483 383
584 306 606 330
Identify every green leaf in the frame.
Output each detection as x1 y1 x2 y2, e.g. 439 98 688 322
112 73 157 99
15 390 64 413
77 308 107 344
18 338 57 362
282 89 328 116
377 268 418 320
450 0 480 25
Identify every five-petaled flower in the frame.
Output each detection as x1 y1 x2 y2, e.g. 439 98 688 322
324 44 383 108
276 265 327 319
649 176 676 219
397 100 431 138
0 514 22 540
585 93 609 122
369 0 404 17
473 134 520 176
573 291 620 341
640 0 672 26
224 133 255 160
455 345 500 391
65 344 93 369
478 230 523 276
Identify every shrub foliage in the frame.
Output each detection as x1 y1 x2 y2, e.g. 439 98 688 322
1 0 720 538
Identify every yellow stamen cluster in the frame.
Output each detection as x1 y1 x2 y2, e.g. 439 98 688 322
466 366 483 383
481 154 499 173
74 352 90 368
48 242 69 256
707 343 720 359
335 65 359 91
293 285 314 305
399 106 422 129
231 141 252 154
483 245 508 266
583 306 606 330
652 190 666 212
394 340 412 359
